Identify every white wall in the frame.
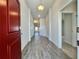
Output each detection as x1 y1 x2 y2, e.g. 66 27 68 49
30 14 34 38
48 9 52 41
19 0 33 50
45 15 49 38
50 0 72 47
40 18 48 37
39 11 51 39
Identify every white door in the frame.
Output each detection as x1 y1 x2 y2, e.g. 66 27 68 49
63 13 72 45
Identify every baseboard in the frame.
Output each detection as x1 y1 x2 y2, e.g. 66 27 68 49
64 40 76 48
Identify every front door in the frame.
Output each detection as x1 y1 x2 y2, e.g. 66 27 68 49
0 0 21 59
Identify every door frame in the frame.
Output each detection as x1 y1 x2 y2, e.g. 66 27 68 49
58 1 78 59
57 0 72 48
62 12 74 46
58 11 73 48
77 0 79 59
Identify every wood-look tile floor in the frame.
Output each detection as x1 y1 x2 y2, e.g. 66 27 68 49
62 41 77 59
22 35 71 59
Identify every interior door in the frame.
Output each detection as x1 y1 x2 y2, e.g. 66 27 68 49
0 0 21 59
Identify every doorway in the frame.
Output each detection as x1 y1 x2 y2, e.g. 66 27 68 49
62 13 72 45
62 13 77 59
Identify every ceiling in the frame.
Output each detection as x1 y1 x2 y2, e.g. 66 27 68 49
25 0 55 18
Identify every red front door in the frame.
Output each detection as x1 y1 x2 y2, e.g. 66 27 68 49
0 0 21 59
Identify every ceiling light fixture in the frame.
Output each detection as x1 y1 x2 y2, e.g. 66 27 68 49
37 4 44 11
34 20 38 23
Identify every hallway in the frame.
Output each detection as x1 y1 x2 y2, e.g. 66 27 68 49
18 0 77 59
0 0 78 59
22 35 71 59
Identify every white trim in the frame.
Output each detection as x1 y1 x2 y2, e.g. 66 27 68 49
77 0 79 27
58 11 74 48
77 46 79 59
59 0 72 11
58 11 62 48
61 11 73 13
77 0 79 59
29 9 31 41
57 0 73 48
49 8 52 41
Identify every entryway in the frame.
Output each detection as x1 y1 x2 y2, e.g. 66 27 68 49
58 1 77 59
62 13 77 59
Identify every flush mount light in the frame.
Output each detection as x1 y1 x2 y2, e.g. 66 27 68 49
37 4 45 11
34 20 38 23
